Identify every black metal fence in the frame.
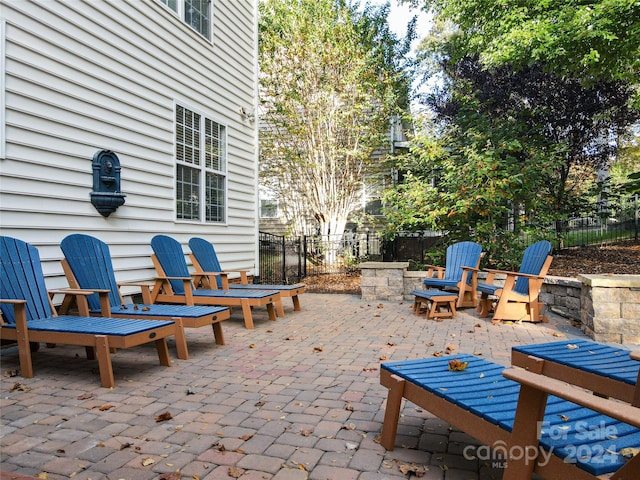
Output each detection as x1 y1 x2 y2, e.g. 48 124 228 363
257 195 639 283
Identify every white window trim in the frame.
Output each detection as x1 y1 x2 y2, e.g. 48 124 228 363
174 102 228 224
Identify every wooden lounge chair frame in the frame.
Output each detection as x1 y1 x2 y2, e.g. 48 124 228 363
150 235 280 330
380 353 640 480
188 236 305 316
477 240 552 323
59 233 229 345
0 236 188 388
422 241 483 308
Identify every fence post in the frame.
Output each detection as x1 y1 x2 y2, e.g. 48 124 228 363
303 235 308 278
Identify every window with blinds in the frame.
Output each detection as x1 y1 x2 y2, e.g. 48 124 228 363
176 105 226 222
158 0 211 40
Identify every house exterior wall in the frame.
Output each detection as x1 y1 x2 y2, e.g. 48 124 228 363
0 0 259 292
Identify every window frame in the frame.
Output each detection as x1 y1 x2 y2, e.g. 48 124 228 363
175 103 227 224
157 0 212 41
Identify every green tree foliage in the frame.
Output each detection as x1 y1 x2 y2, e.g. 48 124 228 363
415 0 640 86
259 0 414 239
384 57 639 267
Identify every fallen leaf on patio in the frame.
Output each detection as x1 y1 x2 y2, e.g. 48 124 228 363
255 401 266 407
10 382 29 392
620 447 640 458
266 329 273 333
212 441 226 452
345 403 354 411
342 423 356 430
448 359 469 371
475 323 482 328
445 344 456 354
387 341 396 346
240 434 254 440
97 404 114 411
155 411 173 422
560 415 570 421
346 442 358 450
142 458 155 466
398 462 428 476
427 341 435 346
300 428 313 436
379 355 387 360
314 346 323 352
566 344 579 350
362 367 377 372
377 304 384 309
249 343 256 348
433 351 443 357
285 336 295 340
35 473 47 479
374 434 381 444
77 393 95 400
158 473 181 480
552 332 563 337
228 466 244 478
119 442 132 450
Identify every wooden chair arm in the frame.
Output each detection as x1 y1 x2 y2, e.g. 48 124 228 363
49 288 109 296
117 282 155 304
484 269 545 279
503 368 640 427
48 288 113 317
0 298 27 304
460 266 480 272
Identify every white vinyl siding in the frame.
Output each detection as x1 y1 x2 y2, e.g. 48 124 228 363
0 0 258 290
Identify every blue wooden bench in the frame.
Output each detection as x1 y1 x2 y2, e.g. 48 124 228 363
380 354 640 479
512 339 640 405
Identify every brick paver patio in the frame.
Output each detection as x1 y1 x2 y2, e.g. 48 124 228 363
1 293 633 479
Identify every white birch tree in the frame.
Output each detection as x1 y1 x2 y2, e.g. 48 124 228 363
259 0 413 250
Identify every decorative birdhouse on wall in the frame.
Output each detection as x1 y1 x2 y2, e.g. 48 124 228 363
90 149 126 217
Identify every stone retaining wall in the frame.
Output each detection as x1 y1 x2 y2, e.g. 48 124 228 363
359 262 639 344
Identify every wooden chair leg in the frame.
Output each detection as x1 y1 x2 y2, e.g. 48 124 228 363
172 318 188 360
275 298 285 317
94 335 115 389
155 338 172 367
292 295 302 311
241 300 254 329
212 322 225 345
267 302 277 321
380 374 406 451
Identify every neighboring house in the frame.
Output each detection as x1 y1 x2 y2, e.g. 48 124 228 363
258 114 411 237
0 0 259 293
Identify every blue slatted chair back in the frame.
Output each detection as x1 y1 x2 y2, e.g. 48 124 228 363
513 240 552 295
150 235 193 295
60 234 121 311
0 236 55 323
443 241 483 282
189 237 224 288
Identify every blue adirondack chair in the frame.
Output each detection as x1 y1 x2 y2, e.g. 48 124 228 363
150 235 280 330
0 236 187 388
188 236 305 315
477 240 553 323
423 241 483 308
60 234 230 345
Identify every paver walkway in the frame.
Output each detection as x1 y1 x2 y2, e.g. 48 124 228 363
1 293 632 480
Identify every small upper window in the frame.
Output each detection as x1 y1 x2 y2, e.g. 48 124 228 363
158 0 211 40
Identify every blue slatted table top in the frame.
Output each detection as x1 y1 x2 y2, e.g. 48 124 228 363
228 284 304 291
4 315 174 335
410 289 458 299
101 304 229 318
193 289 279 299
423 279 460 288
381 355 640 476
513 340 639 386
